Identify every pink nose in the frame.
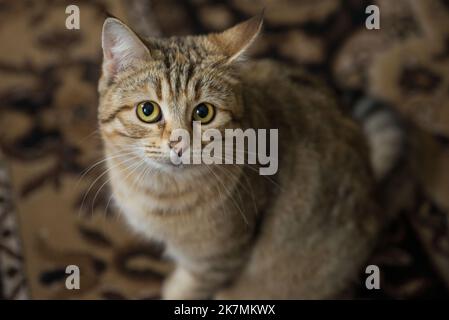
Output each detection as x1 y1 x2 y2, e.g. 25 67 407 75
168 140 183 157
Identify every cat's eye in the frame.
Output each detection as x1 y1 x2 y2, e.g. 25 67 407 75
192 103 215 124
136 101 162 123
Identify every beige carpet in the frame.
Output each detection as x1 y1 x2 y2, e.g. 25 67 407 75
0 0 449 299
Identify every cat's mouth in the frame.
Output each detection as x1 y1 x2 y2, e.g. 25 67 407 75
142 147 211 173
143 155 193 172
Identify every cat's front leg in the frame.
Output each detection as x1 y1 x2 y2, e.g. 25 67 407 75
162 251 246 300
162 266 214 300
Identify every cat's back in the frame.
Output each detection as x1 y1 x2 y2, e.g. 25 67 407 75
240 59 370 170
240 60 376 227
216 59 381 299
240 59 336 111
239 59 353 134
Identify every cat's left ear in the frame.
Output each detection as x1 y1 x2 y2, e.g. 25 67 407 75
101 17 150 81
208 12 264 63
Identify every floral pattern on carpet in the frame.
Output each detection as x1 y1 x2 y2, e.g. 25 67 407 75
0 0 448 299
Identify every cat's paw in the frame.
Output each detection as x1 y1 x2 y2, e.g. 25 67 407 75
162 268 211 300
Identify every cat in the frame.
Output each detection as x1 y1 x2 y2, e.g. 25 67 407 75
98 14 402 299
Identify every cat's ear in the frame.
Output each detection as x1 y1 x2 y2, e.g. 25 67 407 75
209 13 263 63
101 17 150 80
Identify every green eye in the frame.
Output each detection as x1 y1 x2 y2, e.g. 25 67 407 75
192 103 215 124
136 101 162 123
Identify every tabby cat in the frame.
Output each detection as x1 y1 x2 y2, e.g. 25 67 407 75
98 14 401 299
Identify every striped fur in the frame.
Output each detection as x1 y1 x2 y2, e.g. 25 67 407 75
98 16 384 299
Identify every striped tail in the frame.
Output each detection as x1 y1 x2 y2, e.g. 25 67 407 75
353 97 405 181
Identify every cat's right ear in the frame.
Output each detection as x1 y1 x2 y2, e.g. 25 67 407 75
101 17 150 82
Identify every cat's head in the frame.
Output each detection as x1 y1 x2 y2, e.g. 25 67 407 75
98 14 263 173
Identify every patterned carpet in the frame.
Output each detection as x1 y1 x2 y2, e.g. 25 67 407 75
0 0 449 299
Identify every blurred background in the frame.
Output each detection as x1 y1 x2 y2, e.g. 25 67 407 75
0 0 449 299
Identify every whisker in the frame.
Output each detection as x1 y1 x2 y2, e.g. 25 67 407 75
213 163 258 218
78 154 139 217
76 150 139 187
206 164 248 225
203 165 228 220
93 158 145 216
190 150 282 190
